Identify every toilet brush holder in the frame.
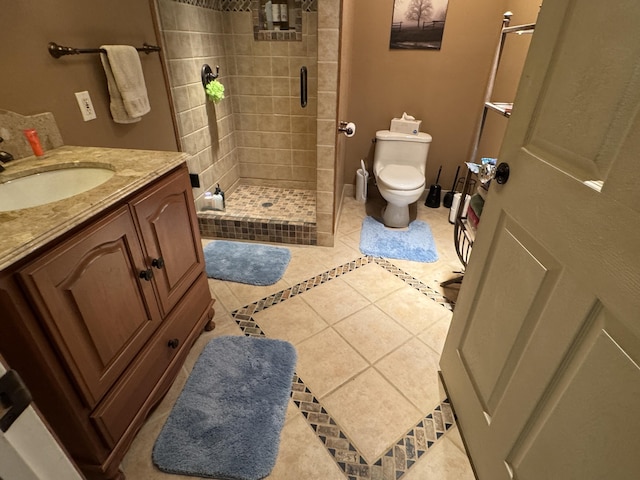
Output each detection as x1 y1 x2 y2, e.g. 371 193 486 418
425 185 441 208
425 166 442 208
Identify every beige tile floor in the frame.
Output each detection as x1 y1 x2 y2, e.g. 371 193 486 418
121 189 475 479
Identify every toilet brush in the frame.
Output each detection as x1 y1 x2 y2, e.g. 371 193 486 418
442 165 460 208
425 166 442 208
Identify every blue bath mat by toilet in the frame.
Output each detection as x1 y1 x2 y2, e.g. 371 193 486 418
153 335 297 480
359 216 439 262
203 240 291 285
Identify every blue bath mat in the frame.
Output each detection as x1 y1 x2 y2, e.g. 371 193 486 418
359 216 439 262
203 240 290 285
153 335 297 480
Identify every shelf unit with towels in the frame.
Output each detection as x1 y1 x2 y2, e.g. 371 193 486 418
443 12 534 286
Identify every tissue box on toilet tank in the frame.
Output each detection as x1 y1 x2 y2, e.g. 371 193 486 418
390 112 421 135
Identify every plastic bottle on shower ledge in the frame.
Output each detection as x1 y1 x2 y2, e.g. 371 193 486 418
212 184 225 211
278 0 289 30
265 0 274 30
201 191 215 211
271 0 281 30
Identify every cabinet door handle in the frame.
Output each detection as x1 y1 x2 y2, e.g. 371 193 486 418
139 268 154 281
168 338 179 349
151 257 165 269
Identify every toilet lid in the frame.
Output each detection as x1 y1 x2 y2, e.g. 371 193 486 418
377 165 425 190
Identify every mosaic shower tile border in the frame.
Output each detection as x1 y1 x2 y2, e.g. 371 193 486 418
174 0 251 11
198 214 317 245
229 256 456 479
174 0 317 12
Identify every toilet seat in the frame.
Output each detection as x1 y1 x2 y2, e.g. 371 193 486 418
377 165 425 190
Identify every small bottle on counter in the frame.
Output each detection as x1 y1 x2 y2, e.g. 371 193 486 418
24 129 44 156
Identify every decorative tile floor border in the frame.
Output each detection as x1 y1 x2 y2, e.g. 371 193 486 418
372 257 455 312
290 374 454 480
229 256 456 479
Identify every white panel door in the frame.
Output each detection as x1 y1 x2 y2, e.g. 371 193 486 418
440 1 640 479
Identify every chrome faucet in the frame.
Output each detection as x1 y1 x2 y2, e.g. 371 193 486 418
0 136 14 172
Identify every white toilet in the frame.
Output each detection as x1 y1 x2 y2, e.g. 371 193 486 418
373 130 433 228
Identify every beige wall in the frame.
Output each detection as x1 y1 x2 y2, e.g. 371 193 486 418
0 0 177 151
476 1 541 164
341 0 541 191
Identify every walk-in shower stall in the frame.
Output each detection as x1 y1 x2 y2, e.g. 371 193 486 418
153 0 337 245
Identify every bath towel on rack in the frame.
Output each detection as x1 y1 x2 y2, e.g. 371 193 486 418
100 45 150 123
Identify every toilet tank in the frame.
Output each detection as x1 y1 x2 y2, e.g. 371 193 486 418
374 130 432 175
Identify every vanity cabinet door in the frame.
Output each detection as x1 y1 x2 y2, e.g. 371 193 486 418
131 167 204 317
18 205 163 407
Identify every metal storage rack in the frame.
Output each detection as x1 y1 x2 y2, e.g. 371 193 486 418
443 12 534 286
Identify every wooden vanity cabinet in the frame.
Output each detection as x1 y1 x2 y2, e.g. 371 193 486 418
0 165 215 480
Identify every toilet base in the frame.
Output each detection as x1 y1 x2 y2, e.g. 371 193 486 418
382 203 410 228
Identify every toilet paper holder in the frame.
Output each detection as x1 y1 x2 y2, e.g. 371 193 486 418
338 121 355 136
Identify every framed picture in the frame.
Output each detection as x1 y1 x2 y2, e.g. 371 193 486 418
390 0 450 50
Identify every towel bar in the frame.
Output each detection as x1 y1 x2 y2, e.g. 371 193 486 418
48 42 161 59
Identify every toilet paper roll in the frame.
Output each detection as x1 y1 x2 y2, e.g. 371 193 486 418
449 193 461 224
449 193 471 224
343 122 356 137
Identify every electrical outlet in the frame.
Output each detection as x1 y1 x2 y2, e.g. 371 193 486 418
75 91 97 121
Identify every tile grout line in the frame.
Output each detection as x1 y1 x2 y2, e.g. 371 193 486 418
229 256 457 479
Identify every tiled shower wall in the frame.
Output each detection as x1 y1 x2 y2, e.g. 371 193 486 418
156 0 317 194
156 0 338 246
230 10 318 190
156 0 237 200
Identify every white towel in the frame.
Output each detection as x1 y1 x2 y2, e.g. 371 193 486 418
100 45 150 124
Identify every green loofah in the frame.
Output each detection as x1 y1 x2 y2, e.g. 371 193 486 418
205 79 225 103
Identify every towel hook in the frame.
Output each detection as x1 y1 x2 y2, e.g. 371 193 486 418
201 64 219 88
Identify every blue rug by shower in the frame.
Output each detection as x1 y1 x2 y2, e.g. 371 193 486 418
203 240 291 285
152 335 297 480
359 216 439 262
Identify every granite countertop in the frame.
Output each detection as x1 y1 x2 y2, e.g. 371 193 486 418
0 145 190 271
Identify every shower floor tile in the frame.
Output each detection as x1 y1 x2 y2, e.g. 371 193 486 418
224 184 316 223
198 184 317 245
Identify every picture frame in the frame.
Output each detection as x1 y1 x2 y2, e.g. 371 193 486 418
390 0 450 50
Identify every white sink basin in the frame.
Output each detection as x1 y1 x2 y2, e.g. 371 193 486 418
0 167 115 212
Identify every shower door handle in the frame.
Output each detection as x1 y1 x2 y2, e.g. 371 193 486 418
300 66 308 108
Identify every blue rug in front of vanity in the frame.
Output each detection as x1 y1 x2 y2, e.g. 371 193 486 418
359 216 439 262
152 335 297 480
203 240 291 286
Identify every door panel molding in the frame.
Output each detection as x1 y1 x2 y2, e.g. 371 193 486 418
460 213 561 417
508 307 640 479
